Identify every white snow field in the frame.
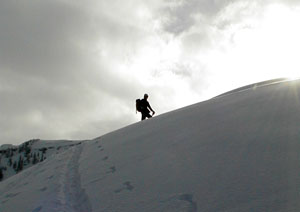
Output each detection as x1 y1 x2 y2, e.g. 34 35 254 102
1 78 300 212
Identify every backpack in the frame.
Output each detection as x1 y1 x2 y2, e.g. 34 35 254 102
136 99 142 112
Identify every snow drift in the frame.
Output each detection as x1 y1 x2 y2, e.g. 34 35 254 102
1 78 300 212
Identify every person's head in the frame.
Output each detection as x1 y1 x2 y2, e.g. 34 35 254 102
144 94 148 99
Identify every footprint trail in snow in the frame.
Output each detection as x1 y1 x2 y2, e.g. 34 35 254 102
42 144 91 212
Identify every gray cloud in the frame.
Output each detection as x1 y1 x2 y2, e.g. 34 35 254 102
0 1 90 75
0 0 147 144
160 0 240 36
161 0 300 36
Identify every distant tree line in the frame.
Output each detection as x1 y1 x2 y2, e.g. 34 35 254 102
0 139 46 180
0 139 81 181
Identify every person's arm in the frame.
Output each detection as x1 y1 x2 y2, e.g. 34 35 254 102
147 102 155 115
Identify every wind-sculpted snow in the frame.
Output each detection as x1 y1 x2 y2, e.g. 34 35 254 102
1 79 300 211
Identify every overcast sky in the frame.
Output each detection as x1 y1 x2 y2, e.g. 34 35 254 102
1 0 300 145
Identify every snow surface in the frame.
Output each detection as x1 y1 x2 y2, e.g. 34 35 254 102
1 79 300 211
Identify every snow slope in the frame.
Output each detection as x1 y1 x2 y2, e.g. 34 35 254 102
1 79 300 211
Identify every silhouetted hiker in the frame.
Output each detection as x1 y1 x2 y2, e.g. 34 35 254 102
136 94 155 120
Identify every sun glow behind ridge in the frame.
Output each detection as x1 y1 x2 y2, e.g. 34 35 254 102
262 4 300 79
210 3 300 88
241 4 300 79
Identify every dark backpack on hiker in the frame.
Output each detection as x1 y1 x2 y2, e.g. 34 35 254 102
136 99 142 112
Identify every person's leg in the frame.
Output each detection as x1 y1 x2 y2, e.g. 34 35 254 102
141 112 152 120
141 113 146 120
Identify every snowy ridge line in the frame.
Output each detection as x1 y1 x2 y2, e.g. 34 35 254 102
214 78 292 99
43 144 91 212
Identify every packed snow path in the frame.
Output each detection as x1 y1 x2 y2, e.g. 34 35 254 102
0 143 91 212
43 144 91 212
